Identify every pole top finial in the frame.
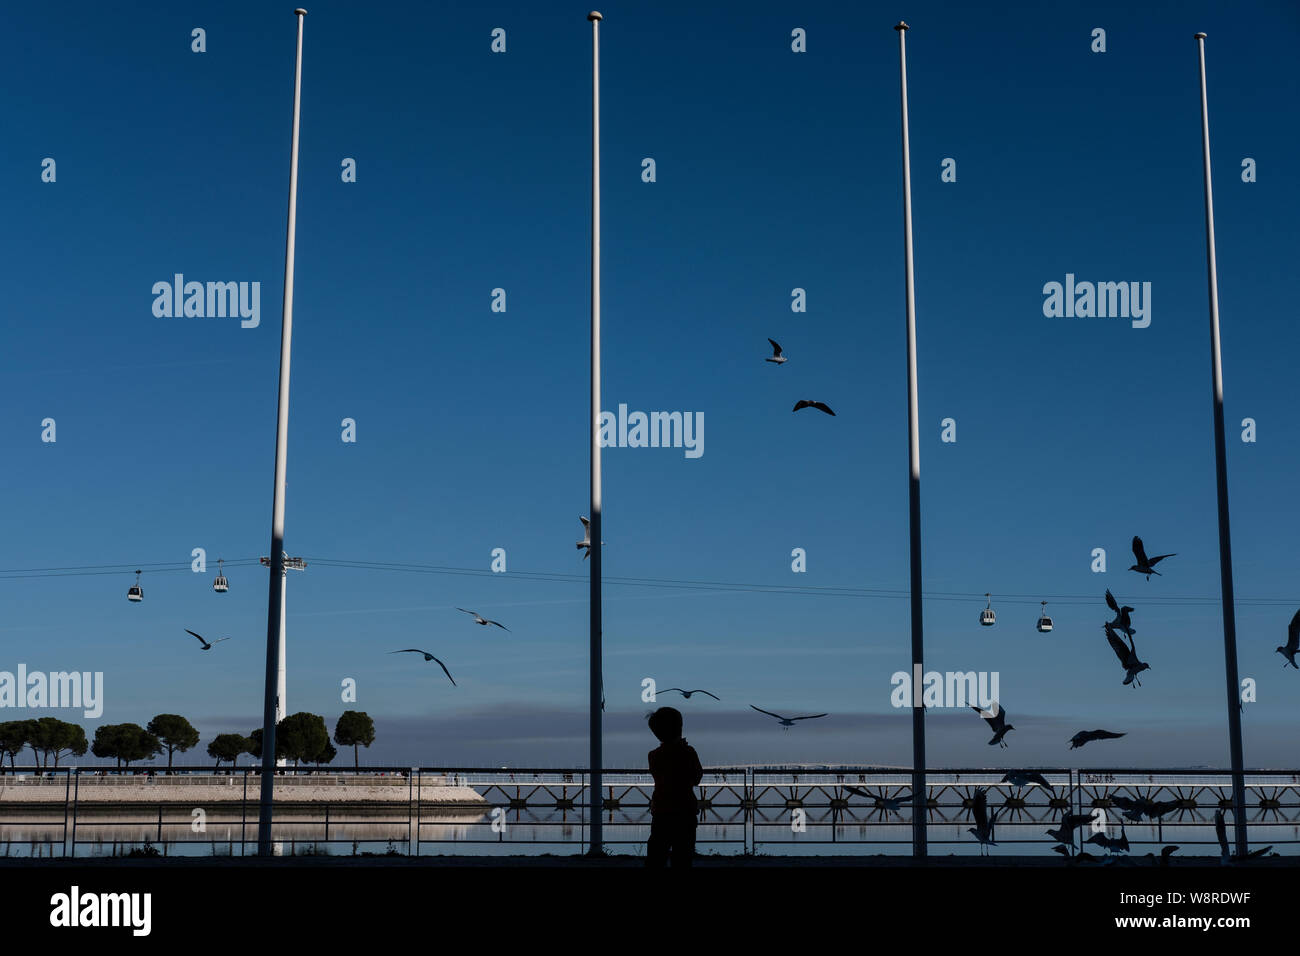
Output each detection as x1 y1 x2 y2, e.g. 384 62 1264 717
1194 31 1207 39
295 8 307 15
895 21 909 31
588 10 603 21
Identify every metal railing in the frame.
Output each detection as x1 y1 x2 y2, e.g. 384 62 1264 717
1 765 1296 859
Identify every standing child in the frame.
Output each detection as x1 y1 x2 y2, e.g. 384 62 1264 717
645 706 704 867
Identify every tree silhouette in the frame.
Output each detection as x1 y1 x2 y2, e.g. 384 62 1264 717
333 711 376 769
207 733 251 769
277 713 329 767
0 720 36 773
91 723 161 770
147 714 200 771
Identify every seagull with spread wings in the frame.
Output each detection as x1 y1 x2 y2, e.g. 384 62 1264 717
765 338 787 364
659 688 720 701
389 649 456 685
972 702 1014 748
456 608 509 631
750 705 828 729
1105 622 1150 687
792 400 835 416
1130 536 1175 580
1001 770 1055 793
576 516 605 560
185 629 230 651
1069 729 1126 750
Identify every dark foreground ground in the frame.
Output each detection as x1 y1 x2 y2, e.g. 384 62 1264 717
16 853 1290 941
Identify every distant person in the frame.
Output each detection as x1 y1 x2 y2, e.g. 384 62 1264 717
645 706 703 868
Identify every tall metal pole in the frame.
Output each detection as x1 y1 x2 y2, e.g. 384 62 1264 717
1194 31 1247 856
895 21 927 858
586 9 605 856
258 7 307 857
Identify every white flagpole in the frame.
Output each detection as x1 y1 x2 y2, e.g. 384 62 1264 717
587 9 605 856
895 20 927 859
1194 31 1248 857
258 7 307 858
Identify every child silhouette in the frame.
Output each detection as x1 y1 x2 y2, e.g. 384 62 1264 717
645 706 703 867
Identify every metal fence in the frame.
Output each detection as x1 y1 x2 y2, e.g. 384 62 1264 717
1 766 1296 859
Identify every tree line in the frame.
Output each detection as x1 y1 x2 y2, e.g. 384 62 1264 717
0 711 376 772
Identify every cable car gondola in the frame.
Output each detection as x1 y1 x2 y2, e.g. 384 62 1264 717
979 593 996 627
127 569 143 603
1036 601 1053 633
212 558 229 594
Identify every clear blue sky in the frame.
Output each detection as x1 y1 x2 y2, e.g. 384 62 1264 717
2 0 1298 769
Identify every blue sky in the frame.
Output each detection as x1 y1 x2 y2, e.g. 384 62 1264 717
1 0 1298 770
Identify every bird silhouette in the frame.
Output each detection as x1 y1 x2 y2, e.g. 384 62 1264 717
389 649 456 685
792 400 835 416
972 702 1014 748
1086 823 1129 855
749 705 827 729
1105 590 1136 639
967 788 998 855
765 338 787 364
1129 536 1175 580
184 629 230 651
456 608 509 631
659 688 720 700
1000 770 1054 792
1069 729 1126 750
1277 609 1300 669
1046 811 1096 846
1105 623 1150 687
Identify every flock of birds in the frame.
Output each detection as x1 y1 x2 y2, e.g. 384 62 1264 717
955 536 1293 862
174 429 1298 863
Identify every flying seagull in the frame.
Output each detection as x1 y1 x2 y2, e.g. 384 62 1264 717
389 649 456 685
1086 823 1130 855
972 703 1014 748
659 688 720 700
1069 729 1126 750
1130 536 1175 580
1001 770 1054 793
765 338 787 364
184 629 230 651
1105 622 1150 687
1046 812 1097 846
749 705 828 729
967 788 998 856
576 516 605 560
456 608 509 632
1105 589 1136 639
1277 609 1300 669
792 400 835 417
